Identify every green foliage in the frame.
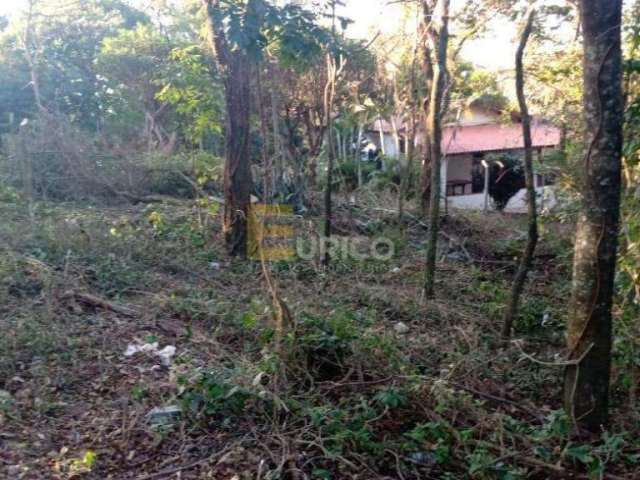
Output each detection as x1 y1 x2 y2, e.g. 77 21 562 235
155 46 224 145
0 0 149 128
453 63 510 114
562 434 627 480
180 371 259 423
306 399 383 455
373 387 408 409
212 0 328 67
97 24 177 142
615 17 640 400
473 276 508 320
404 421 453 465
335 158 378 190
265 3 328 70
467 446 523 479
294 311 359 380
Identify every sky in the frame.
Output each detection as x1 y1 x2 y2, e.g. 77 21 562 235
340 0 518 70
0 0 520 70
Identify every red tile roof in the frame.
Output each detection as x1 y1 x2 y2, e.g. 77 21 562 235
442 122 561 155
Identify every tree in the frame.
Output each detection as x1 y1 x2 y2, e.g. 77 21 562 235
13 0 148 129
563 0 624 432
422 0 450 299
321 0 348 267
501 6 538 339
202 0 260 257
97 25 179 150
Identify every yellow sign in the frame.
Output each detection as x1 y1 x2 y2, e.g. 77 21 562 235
248 204 295 261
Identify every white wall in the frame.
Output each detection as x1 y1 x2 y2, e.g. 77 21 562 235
448 193 486 210
364 132 399 158
448 187 558 212
504 186 558 213
382 134 398 157
445 154 475 195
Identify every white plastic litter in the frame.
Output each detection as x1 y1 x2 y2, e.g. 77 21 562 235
124 342 176 366
146 405 182 424
394 322 410 334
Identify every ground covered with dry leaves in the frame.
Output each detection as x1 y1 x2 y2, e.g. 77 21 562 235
1 194 639 479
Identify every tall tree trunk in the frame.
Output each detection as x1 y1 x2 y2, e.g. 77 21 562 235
270 69 282 192
378 118 386 156
420 11 434 218
390 115 401 158
501 7 538 339
356 123 364 188
400 31 420 224
203 0 254 257
257 63 272 203
421 132 432 216
223 54 252 256
400 112 417 224
563 0 624 432
323 54 340 266
423 0 449 299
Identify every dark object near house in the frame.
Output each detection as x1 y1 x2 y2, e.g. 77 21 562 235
488 152 525 211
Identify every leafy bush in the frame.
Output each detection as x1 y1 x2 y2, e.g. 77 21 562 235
335 159 379 190
180 371 262 425
295 311 359 381
306 400 384 455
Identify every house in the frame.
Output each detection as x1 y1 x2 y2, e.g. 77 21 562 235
366 106 562 212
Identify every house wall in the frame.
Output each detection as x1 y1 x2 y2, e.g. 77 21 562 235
382 134 398 158
447 186 558 212
445 154 474 195
364 132 399 158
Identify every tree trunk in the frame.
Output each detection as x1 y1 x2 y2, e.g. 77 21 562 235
563 0 624 432
419 10 434 218
400 34 420 224
356 123 364 188
270 70 282 193
399 111 417 224
222 54 252 257
423 0 449 299
378 118 386 156
256 63 272 203
421 133 432 216
501 7 538 339
323 53 339 266
203 0 254 257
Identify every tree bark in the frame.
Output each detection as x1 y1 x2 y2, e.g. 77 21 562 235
400 31 420 224
356 123 363 188
501 7 538 339
270 68 283 192
423 0 449 299
420 14 434 217
256 63 272 202
323 53 339 266
563 0 624 432
203 0 254 257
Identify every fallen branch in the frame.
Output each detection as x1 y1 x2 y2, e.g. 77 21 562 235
135 439 247 480
449 381 544 423
61 290 139 318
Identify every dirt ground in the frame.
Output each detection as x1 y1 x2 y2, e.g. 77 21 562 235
0 198 637 479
